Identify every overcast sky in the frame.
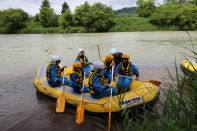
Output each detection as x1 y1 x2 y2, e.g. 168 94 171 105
0 0 163 16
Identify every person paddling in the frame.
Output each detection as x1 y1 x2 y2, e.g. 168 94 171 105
46 55 70 87
70 62 89 93
116 54 139 92
75 48 92 77
102 54 115 83
109 48 123 73
88 61 116 99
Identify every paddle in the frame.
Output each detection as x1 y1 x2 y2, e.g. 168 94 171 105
76 70 86 124
56 72 66 113
97 45 102 60
108 65 114 131
118 75 161 86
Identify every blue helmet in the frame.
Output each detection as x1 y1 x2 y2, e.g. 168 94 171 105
109 48 117 54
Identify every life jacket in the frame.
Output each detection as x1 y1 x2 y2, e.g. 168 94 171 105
70 71 83 86
46 62 62 81
77 56 89 67
120 62 134 76
88 71 105 94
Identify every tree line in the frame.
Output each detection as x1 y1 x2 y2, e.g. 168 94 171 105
0 0 196 33
136 0 197 30
0 0 114 33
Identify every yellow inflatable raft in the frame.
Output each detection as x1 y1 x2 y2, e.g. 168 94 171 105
181 59 197 77
34 65 160 113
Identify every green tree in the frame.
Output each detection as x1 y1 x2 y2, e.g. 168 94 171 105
61 2 70 14
59 10 73 28
41 0 50 8
164 0 180 4
39 7 58 27
164 0 189 4
150 4 182 28
39 0 58 27
74 1 91 27
0 8 28 33
190 0 197 5
180 4 197 30
136 0 156 17
74 2 115 32
88 3 115 32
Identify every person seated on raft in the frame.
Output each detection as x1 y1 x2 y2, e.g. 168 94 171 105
116 54 139 93
46 55 70 87
88 61 116 99
102 54 115 83
109 48 123 72
75 48 92 77
70 62 89 93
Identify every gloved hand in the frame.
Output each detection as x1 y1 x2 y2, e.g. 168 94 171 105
135 77 139 80
109 83 113 87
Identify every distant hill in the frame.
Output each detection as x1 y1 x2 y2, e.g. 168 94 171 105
114 7 137 15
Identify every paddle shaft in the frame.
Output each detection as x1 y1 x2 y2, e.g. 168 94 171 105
108 66 114 131
80 70 86 100
75 70 86 124
97 45 102 61
61 73 64 91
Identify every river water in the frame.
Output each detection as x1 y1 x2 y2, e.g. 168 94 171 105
0 32 197 131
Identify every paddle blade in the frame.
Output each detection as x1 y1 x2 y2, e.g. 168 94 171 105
149 80 161 86
56 94 65 113
75 103 84 124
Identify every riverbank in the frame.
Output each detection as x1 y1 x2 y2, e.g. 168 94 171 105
2 16 185 34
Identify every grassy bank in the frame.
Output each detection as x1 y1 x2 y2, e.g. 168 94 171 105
19 16 182 33
110 16 157 32
114 51 197 131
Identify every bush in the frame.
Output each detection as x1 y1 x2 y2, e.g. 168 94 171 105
150 4 182 28
0 8 29 33
19 27 61 34
150 4 197 31
58 10 73 28
180 4 197 30
74 2 115 32
136 0 156 17
110 16 157 32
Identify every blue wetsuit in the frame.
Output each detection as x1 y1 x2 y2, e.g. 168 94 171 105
46 63 70 87
116 62 139 91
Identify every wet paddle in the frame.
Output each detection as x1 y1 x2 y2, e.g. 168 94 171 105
56 72 66 113
108 65 114 131
76 70 86 124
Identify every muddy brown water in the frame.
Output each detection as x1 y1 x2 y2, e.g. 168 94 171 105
0 32 197 131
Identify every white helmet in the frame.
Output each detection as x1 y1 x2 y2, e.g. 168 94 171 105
93 61 104 70
51 55 61 62
109 48 117 54
77 48 85 56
